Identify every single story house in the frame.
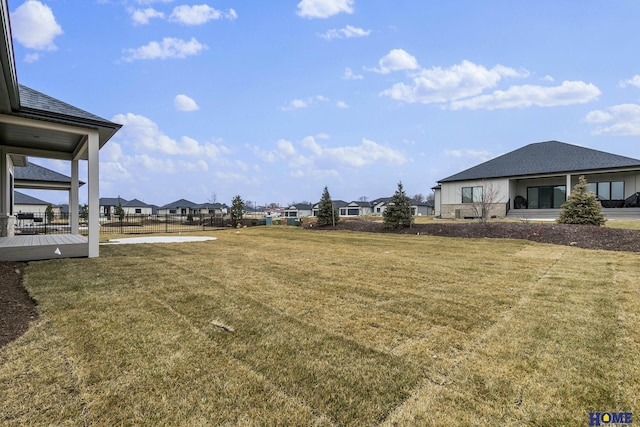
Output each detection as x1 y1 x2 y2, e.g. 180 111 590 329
283 203 313 218
434 140 640 220
100 197 127 219
194 202 227 216
123 199 153 216
157 199 198 216
341 201 374 217
14 190 55 215
311 200 348 217
0 0 121 261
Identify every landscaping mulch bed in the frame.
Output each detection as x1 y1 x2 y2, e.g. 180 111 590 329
3 220 640 349
0 261 37 348
308 220 640 252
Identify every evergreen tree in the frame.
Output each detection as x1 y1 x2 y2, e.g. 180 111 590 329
558 176 606 226
115 201 125 222
230 195 244 227
317 186 339 226
45 204 54 223
383 181 414 229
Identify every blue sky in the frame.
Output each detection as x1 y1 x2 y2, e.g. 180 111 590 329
9 0 640 207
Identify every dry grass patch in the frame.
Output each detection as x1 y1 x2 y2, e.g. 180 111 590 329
1 227 639 425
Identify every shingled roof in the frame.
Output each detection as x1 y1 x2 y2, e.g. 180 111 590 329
440 141 640 183
18 85 115 126
14 162 84 185
14 190 50 205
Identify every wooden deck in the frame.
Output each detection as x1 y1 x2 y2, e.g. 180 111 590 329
0 234 88 262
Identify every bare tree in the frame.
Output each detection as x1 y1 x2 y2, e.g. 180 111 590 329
469 181 501 223
412 193 425 203
209 193 218 204
359 196 368 202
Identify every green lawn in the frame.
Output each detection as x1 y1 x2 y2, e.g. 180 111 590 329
1 227 639 425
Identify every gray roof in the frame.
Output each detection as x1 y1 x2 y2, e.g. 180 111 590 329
159 199 197 209
123 198 152 208
14 190 49 205
440 141 640 183
14 162 84 185
194 202 225 209
287 203 312 210
100 197 127 206
18 85 115 125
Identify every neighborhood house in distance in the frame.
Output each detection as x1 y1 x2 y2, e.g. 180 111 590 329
433 141 640 220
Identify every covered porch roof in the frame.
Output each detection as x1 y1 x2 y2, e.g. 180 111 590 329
0 0 121 260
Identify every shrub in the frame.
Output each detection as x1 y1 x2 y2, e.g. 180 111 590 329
558 176 605 226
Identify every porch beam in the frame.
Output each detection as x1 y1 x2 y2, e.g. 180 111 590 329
0 145 73 160
0 113 96 135
72 136 88 161
566 174 572 197
0 148 7 215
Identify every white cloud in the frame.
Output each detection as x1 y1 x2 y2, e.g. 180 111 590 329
542 75 555 82
135 0 174 4
111 113 229 158
174 94 199 111
372 49 419 74
380 60 527 104
11 1 63 51
585 104 640 136
336 101 349 108
255 136 406 173
122 37 207 61
24 53 40 63
620 75 640 89
170 5 237 25
320 25 370 40
297 0 354 18
129 7 164 25
450 81 601 110
444 149 493 162
342 67 363 80
280 95 328 111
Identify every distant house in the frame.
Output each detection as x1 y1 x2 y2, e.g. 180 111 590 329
158 199 198 216
284 203 313 218
341 201 374 217
14 191 57 215
194 202 227 216
412 200 434 216
123 199 153 215
99 197 127 219
311 200 348 217
434 140 640 220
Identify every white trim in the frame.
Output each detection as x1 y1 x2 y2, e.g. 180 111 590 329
87 131 99 258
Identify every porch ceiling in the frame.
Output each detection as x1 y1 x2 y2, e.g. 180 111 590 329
0 120 84 157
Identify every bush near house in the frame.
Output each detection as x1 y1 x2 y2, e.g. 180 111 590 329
558 176 606 226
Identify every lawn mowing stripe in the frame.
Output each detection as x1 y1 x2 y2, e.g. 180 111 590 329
383 246 627 426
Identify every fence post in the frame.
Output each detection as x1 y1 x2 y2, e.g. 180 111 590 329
165 214 169 233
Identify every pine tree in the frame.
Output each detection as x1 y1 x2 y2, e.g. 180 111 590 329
383 181 414 229
558 176 606 226
317 186 339 226
230 195 244 227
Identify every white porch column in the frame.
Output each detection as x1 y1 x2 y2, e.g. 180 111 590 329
88 131 100 257
566 174 572 197
0 149 7 214
70 159 79 234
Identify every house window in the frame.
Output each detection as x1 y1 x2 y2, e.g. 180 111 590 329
527 186 566 209
461 186 483 203
347 208 359 216
135 208 142 214
169 209 177 214
588 181 624 200
340 208 347 216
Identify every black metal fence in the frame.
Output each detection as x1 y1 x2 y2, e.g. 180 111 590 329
14 213 269 235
